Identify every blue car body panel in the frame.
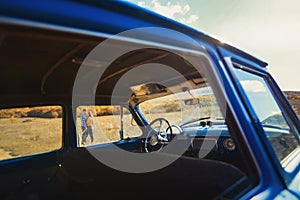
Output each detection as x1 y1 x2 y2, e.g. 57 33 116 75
0 0 299 199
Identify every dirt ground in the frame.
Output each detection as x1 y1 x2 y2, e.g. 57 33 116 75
0 117 62 160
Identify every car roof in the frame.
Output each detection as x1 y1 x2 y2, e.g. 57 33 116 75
0 0 268 105
0 0 267 67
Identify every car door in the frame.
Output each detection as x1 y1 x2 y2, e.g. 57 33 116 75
0 106 65 199
218 46 300 199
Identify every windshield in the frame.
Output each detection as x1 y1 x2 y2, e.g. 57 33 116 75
138 85 224 127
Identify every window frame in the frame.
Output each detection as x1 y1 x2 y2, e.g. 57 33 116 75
227 57 300 185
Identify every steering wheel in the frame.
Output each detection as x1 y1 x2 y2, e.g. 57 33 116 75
144 118 173 152
166 124 183 134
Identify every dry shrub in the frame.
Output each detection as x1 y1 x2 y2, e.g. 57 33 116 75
77 106 97 117
78 106 130 117
27 106 62 118
145 102 181 114
97 106 114 116
0 107 30 118
164 102 181 112
52 111 59 118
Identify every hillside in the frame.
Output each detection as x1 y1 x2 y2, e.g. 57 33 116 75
284 91 300 119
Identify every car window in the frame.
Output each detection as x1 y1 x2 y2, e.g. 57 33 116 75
0 106 63 161
139 86 223 129
76 106 142 146
232 64 300 163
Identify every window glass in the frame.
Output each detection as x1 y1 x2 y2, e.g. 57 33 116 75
233 65 300 162
77 106 142 146
0 106 63 161
139 86 223 128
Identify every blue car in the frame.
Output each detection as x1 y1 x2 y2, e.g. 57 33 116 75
0 1 299 199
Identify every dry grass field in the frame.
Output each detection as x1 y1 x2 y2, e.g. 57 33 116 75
0 117 62 160
76 113 143 145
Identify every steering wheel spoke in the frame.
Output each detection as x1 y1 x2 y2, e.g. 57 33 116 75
144 118 172 152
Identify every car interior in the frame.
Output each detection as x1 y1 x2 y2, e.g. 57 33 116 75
0 23 259 199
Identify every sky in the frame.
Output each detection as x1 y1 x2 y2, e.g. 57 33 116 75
127 0 300 91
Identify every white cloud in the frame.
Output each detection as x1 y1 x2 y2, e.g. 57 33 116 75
240 80 266 93
137 2 145 7
137 0 198 25
180 14 199 24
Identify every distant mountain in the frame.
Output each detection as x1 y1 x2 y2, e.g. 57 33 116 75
284 91 300 119
284 91 300 96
